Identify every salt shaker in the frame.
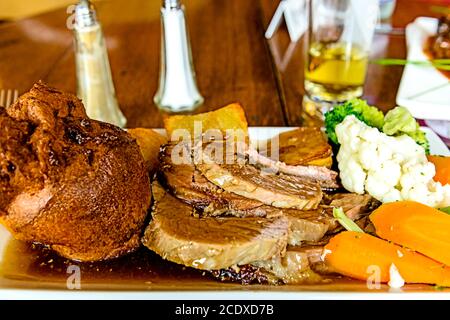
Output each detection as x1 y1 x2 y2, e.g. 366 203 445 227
73 0 127 127
154 0 204 113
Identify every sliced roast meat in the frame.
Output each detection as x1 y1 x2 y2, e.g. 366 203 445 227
246 148 339 190
159 143 337 246
159 144 372 245
321 193 380 234
252 246 325 284
158 143 277 217
196 159 323 210
211 245 330 285
190 138 338 189
142 181 289 270
193 140 323 210
327 193 380 221
159 143 375 243
282 208 332 245
291 244 335 275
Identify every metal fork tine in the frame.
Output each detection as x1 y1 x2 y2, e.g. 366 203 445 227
6 89 12 108
0 89 4 107
13 90 18 105
0 89 19 108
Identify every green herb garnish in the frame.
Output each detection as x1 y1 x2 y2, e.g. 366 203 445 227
333 207 364 233
371 59 450 71
430 5 450 15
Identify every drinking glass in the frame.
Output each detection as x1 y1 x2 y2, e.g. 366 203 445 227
304 0 379 102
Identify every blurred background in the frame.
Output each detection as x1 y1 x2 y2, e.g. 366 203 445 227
0 0 103 21
0 0 449 131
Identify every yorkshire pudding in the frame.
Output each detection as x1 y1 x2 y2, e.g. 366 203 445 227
0 82 151 261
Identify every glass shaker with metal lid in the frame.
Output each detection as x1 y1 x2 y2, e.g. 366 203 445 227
154 0 204 113
73 0 127 127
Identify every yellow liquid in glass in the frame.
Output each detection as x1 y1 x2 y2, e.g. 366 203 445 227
305 42 369 102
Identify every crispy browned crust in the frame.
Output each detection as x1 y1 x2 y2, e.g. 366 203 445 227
210 265 272 285
0 82 151 262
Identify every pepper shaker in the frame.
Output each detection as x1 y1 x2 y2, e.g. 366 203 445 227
154 0 204 113
73 0 127 127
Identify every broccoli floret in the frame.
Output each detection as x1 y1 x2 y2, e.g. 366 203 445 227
324 99 384 145
324 101 430 154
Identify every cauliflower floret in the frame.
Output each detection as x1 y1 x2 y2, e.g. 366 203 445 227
402 184 432 206
366 174 391 200
335 115 450 208
374 161 402 188
359 125 381 143
443 187 450 206
382 189 402 203
358 141 380 171
337 152 366 194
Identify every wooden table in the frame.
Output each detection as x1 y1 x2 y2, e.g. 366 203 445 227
0 0 446 128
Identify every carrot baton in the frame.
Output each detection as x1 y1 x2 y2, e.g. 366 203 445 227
370 201 450 266
324 231 450 286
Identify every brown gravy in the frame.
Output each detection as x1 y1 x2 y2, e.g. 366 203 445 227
0 238 444 292
0 239 223 291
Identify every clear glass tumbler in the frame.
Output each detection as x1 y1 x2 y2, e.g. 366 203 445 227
304 0 379 102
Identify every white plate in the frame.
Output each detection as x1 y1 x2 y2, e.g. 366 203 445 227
0 127 448 300
396 17 450 120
